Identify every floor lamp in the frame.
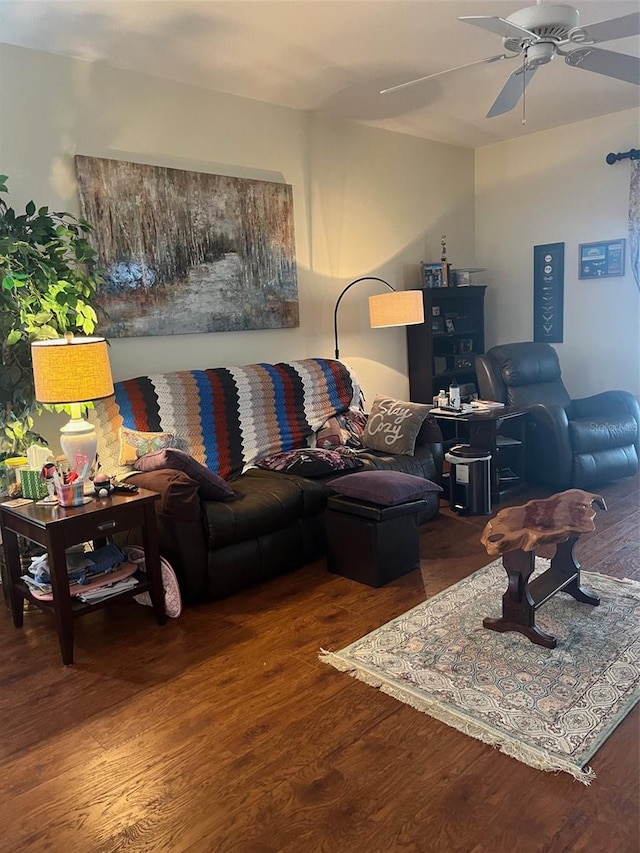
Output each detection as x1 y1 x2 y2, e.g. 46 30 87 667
333 276 424 359
31 335 114 476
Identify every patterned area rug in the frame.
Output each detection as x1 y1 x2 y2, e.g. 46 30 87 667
321 559 640 783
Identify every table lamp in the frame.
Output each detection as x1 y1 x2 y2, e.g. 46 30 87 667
31 334 114 474
333 276 424 358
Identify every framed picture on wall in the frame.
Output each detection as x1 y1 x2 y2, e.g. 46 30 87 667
579 239 626 279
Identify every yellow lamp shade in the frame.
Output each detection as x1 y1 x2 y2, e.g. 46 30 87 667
31 336 114 404
369 290 424 328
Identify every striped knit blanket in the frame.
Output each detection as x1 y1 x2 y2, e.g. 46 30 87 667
91 359 362 481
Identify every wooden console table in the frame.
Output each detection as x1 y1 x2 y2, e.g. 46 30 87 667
480 489 606 648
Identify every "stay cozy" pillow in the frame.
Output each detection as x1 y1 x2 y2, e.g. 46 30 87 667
362 395 431 456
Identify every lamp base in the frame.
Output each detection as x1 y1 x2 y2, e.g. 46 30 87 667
60 416 97 478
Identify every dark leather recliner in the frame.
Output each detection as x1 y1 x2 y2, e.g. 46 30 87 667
475 342 640 489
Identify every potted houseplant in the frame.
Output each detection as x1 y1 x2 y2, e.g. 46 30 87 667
0 174 102 472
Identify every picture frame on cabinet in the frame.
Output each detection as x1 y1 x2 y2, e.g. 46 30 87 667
422 262 444 288
431 317 444 333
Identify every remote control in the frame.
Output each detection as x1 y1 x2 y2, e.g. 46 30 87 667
111 481 139 493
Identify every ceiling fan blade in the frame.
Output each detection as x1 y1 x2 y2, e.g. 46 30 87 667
572 11 640 45
486 65 538 118
380 54 509 95
565 47 640 85
459 15 536 42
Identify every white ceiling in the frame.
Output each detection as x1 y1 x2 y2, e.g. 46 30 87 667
1 0 639 148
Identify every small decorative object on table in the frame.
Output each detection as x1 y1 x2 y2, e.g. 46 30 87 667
93 474 112 497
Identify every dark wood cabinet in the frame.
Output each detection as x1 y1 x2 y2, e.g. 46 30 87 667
407 286 486 404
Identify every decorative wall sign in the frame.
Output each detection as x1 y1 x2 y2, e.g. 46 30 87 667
75 156 299 338
533 242 564 343
578 239 626 279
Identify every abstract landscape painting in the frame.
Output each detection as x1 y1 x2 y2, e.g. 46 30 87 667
75 156 299 337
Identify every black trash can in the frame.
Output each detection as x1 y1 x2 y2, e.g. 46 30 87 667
445 444 492 515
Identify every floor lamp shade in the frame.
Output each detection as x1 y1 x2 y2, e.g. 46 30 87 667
333 276 425 359
369 290 424 328
32 336 114 472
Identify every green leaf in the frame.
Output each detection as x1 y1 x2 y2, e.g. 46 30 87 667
25 201 36 216
6 329 21 344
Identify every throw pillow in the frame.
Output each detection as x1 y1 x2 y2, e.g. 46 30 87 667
119 428 175 466
256 447 364 478
327 470 442 506
316 410 368 449
133 448 235 501
362 395 431 456
118 427 175 465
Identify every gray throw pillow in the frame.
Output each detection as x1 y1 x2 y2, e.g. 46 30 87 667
327 470 442 506
134 448 235 501
362 395 431 455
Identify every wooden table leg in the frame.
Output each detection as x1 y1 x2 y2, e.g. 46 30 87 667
47 529 76 666
142 504 167 625
483 549 557 648
550 536 600 607
1 523 25 628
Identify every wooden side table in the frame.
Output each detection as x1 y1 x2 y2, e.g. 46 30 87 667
432 406 527 503
0 489 167 664
480 489 606 648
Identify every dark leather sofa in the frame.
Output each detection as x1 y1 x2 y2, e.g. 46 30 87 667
475 342 640 489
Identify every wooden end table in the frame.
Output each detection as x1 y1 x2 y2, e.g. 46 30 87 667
431 406 527 503
480 489 606 648
0 488 167 664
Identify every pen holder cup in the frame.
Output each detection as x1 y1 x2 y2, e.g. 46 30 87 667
55 480 85 507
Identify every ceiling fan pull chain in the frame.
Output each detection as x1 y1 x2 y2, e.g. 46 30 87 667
521 52 527 125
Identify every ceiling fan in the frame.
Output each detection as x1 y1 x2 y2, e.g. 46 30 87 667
381 3 640 119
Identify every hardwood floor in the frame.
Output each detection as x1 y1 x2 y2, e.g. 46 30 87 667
1 476 638 852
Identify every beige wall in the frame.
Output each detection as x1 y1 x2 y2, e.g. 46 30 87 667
0 43 475 451
475 109 640 398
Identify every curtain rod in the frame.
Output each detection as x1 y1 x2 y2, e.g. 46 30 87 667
605 148 640 165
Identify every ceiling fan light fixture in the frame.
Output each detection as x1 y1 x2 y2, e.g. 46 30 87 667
525 42 556 68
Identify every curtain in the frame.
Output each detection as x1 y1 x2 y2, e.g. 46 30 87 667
629 160 640 292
